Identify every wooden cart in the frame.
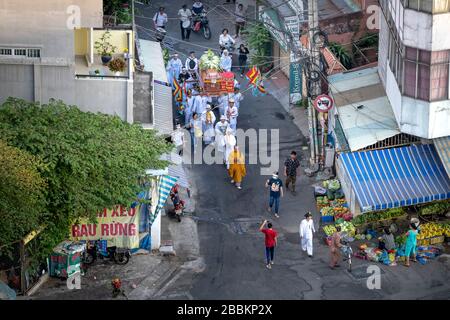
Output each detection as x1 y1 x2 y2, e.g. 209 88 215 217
198 69 235 97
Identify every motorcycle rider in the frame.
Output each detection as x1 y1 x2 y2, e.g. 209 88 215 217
192 1 204 14
219 28 235 53
192 1 204 31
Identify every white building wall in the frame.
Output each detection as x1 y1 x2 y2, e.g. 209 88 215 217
378 12 389 86
428 100 450 138
403 10 433 50
432 13 450 51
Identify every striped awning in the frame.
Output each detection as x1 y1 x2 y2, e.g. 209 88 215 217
150 175 178 225
434 136 450 178
340 144 450 212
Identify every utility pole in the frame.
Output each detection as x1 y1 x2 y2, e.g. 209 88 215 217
307 0 320 169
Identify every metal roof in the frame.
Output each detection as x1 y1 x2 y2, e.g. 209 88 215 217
339 144 450 212
434 136 450 178
329 67 401 151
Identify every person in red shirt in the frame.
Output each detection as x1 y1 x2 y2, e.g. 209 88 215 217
259 220 278 269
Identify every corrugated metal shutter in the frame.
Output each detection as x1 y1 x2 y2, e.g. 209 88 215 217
153 82 173 135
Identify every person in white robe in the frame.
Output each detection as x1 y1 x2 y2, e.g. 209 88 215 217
215 115 230 156
299 212 315 257
232 87 244 111
223 127 236 169
220 50 232 72
167 54 183 88
226 98 238 135
202 105 216 145
185 91 195 125
218 93 229 116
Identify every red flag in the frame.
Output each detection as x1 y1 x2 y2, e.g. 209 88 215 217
245 66 259 83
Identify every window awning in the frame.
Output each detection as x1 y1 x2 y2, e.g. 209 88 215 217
339 144 450 212
434 136 450 179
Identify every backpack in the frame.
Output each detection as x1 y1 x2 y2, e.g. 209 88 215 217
188 58 196 70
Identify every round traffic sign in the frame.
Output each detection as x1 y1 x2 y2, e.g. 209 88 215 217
314 94 334 113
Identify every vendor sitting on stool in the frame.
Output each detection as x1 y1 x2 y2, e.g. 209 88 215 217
378 228 395 251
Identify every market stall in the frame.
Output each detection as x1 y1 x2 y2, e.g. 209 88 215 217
316 178 450 267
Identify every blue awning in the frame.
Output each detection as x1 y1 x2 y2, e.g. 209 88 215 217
340 144 450 212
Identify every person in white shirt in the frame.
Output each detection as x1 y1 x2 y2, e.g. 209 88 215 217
219 28 235 51
234 3 246 38
178 4 192 40
185 51 199 78
153 7 168 29
226 98 238 135
232 87 244 111
171 123 185 156
299 212 316 257
220 50 232 72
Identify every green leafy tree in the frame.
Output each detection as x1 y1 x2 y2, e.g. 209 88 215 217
0 98 172 255
0 140 47 250
243 22 273 72
329 42 352 69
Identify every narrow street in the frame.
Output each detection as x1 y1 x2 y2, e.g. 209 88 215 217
136 1 450 300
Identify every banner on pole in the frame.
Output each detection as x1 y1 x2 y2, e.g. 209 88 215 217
289 63 302 104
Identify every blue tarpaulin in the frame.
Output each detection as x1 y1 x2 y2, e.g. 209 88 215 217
340 144 450 212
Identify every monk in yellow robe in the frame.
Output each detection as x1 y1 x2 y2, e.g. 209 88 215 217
228 146 246 190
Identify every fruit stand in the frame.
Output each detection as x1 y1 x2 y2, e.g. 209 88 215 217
198 49 235 97
316 178 449 267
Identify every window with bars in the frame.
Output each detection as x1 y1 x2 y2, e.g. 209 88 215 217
402 0 450 13
403 47 449 101
0 48 40 58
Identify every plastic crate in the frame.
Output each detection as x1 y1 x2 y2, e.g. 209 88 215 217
417 236 444 246
321 215 334 223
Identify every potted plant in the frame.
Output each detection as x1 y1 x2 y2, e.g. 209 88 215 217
94 31 117 65
109 57 126 75
94 69 100 75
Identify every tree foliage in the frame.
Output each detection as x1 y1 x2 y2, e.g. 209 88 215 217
0 98 172 254
243 22 273 72
0 140 47 248
328 42 352 69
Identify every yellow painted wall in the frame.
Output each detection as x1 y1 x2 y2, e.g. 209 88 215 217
74 28 89 55
92 30 133 56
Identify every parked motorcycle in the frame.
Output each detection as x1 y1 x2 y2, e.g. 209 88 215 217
168 184 185 222
191 10 211 40
82 240 130 265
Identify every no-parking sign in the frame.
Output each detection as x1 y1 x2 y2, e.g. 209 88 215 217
314 94 334 113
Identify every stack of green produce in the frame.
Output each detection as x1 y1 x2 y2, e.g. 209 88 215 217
419 201 450 216
323 179 341 191
199 49 221 71
335 220 356 237
352 208 405 226
316 196 329 206
321 207 334 216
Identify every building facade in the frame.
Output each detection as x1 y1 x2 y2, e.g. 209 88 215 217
0 0 134 122
378 0 450 138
